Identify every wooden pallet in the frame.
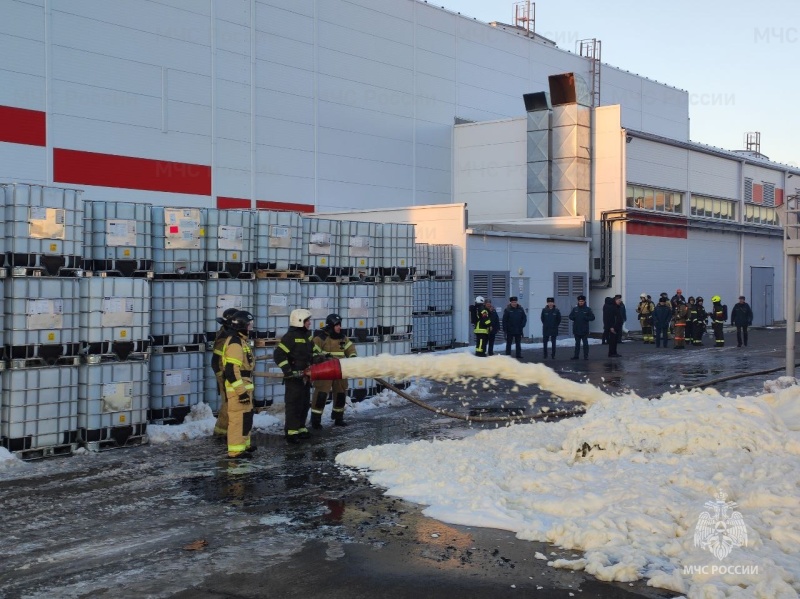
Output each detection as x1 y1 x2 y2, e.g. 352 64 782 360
83 434 149 452
255 269 304 280
13 443 77 461
253 338 280 348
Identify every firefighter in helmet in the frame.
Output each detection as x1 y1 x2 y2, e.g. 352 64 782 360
310 313 357 429
274 309 324 443
709 295 728 347
220 310 256 458
473 296 491 357
212 307 240 438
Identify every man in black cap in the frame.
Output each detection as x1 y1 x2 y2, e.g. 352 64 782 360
730 295 753 347
502 296 527 359
568 295 595 359
540 297 561 359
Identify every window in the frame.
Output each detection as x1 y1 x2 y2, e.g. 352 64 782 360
744 204 779 226
744 178 753 203
690 195 736 221
763 183 775 207
626 184 684 214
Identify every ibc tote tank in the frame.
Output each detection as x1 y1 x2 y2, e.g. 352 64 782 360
83 200 152 276
152 207 206 277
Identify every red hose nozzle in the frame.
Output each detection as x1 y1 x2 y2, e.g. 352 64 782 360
307 359 342 381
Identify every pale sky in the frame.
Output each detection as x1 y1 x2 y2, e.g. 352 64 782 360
439 0 800 168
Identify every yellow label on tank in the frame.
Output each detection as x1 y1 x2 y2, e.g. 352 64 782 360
47 332 55 341
123 249 131 257
50 243 57 251
120 330 127 338
232 252 238 259
199 228 205 236
119 415 126 423
178 396 186 404
320 258 327 265
359 259 366 266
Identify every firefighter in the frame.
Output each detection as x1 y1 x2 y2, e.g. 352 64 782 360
672 300 689 349
710 295 728 347
212 307 240 438
693 296 708 345
685 297 696 345
274 309 324 443
220 311 256 458
311 314 357 429
473 296 491 357
636 293 655 343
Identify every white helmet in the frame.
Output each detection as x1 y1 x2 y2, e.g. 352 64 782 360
640 293 647 299
475 296 485 304
289 309 312 327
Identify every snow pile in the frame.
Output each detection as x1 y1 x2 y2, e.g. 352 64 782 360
336 385 800 598
0 446 24 470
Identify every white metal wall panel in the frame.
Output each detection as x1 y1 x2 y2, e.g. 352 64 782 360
254 32 313 71
52 47 162 96
155 0 211 17
319 23 413 71
742 235 784 318
259 0 313 17
167 70 210 105
216 139 250 170
214 168 250 199
688 152 740 199
416 4 456 36
0 1 43 40
0 145 47 182
256 88 313 125
0 32 44 78
166 100 211 137
318 51 413 97
0 70 45 112
318 0 413 46
215 20 250 55
254 2 313 41
216 51 250 87
627 138 688 191
641 79 689 140
51 80 161 129
256 117 314 151
318 129 412 165
215 108 250 142
686 231 739 303
416 72 456 102
624 234 690 317
318 74 413 118
416 144 451 172
256 172 314 203
49 115 210 164
50 10 211 76
744 164 785 187
254 61 313 97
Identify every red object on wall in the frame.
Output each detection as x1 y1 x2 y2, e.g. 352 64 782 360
217 196 252 209
54 148 211 195
0 105 46 146
776 188 784 206
257 199 315 213
626 213 688 239
752 184 763 204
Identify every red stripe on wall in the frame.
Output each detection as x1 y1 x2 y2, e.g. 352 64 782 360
776 188 784 206
0 105 46 146
54 148 211 195
217 196 252 209
627 221 688 239
256 200 315 213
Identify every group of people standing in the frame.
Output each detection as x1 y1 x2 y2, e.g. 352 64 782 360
211 308 358 457
636 289 753 349
472 296 528 358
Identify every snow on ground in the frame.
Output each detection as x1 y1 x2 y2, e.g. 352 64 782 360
336 371 800 599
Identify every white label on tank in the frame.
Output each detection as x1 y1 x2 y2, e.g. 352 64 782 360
164 208 201 249
349 236 370 257
309 232 330 255
348 297 369 318
102 382 133 412
309 297 329 317
218 226 244 251
217 295 243 314
29 207 66 240
268 294 288 316
164 369 191 395
101 297 135 327
26 299 63 329
269 226 291 248
106 220 137 247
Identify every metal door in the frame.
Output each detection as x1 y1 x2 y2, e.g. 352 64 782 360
750 267 774 326
554 272 586 336
469 271 509 343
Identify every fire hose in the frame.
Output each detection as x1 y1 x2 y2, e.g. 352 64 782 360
253 360 586 424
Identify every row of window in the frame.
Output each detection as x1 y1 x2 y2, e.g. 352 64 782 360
626 184 779 226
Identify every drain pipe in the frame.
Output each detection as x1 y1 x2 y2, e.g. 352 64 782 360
591 209 628 288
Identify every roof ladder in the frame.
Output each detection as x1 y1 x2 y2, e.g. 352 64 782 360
577 38 602 107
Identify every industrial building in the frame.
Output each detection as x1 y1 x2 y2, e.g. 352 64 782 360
2 0 798 344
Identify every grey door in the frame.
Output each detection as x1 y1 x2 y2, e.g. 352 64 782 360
750 267 774 327
555 272 586 336
469 271 510 343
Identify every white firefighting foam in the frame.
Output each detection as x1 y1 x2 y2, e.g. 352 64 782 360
338 353 612 406
337 374 800 598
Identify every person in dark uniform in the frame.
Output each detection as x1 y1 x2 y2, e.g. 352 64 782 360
540 297 561 359
274 309 324 443
652 296 672 348
730 295 753 347
604 296 624 357
568 295 595 360
502 296 527 359
693 296 708 346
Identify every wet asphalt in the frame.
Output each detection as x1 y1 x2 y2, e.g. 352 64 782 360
0 326 790 599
